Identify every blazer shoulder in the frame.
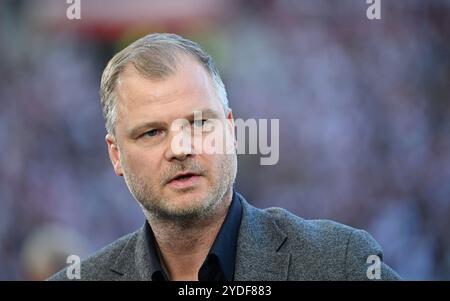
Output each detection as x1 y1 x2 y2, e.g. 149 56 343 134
260 206 401 280
47 229 139 281
262 206 356 245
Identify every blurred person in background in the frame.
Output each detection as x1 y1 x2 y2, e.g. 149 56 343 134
20 224 88 280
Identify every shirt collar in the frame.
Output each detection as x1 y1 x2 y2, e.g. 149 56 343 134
143 189 243 281
206 190 242 280
143 220 166 280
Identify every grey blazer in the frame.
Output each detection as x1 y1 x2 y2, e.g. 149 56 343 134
48 194 401 281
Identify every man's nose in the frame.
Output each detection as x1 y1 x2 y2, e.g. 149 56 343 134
164 126 195 162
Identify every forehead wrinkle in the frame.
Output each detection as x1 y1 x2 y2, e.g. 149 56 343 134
117 64 212 107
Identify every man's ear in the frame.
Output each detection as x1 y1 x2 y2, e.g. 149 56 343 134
105 133 123 176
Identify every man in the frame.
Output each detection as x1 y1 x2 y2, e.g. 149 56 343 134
49 33 401 281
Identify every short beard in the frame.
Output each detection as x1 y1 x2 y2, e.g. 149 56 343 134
123 154 237 227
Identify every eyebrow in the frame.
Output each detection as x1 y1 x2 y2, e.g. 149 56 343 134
184 108 222 120
127 108 223 137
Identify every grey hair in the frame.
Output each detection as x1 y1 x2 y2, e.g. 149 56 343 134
99 33 229 136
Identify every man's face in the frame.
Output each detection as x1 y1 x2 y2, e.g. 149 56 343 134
106 55 237 221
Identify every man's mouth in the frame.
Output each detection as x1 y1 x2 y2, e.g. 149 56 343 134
167 172 202 189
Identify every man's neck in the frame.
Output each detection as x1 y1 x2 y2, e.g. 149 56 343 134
146 190 233 280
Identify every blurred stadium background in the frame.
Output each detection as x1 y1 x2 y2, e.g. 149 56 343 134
0 0 449 280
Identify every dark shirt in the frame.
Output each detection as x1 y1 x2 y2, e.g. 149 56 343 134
144 190 243 281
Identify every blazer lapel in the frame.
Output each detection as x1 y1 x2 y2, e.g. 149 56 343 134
234 194 291 281
110 225 154 280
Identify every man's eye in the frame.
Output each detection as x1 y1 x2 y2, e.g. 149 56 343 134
144 129 161 137
192 119 209 128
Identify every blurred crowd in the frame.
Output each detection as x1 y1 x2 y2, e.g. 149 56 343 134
0 0 449 280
